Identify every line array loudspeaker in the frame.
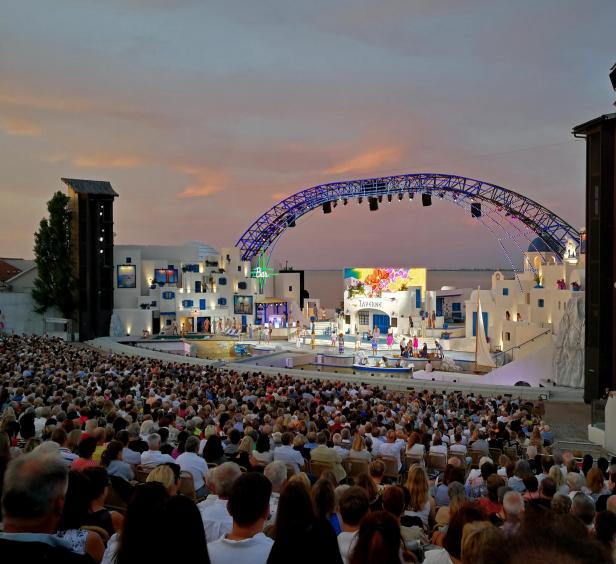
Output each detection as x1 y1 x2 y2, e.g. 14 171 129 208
471 202 481 218
368 197 379 211
422 193 432 207
322 202 332 214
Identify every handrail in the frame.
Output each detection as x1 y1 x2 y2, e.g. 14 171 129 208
494 329 552 366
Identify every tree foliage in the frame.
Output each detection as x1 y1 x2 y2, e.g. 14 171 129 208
32 191 75 318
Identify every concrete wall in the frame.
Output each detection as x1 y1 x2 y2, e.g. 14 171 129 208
0 292 60 335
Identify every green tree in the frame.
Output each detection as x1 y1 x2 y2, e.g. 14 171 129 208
32 191 75 318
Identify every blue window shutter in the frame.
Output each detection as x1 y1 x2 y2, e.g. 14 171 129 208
218 277 227 285
415 289 421 308
199 299 206 310
502 288 509 296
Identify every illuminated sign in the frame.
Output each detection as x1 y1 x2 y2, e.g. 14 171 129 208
250 254 278 291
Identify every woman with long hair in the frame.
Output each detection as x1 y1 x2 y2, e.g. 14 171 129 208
252 433 273 465
267 480 342 564
349 434 372 462
81 466 124 537
202 434 226 465
404 466 434 529
57 471 105 562
584 467 611 502
406 432 425 459
349 511 415 564
311 478 340 535
230 435 254 470
101 440 133 482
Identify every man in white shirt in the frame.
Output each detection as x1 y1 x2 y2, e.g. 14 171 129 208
176 435 209 498
273 432 305 474
140 433 175 469
378 430 405 472
337 487 370 564
199 462 241 542
51 428 77 467
207 472 273 564
332 433 349 460
449 433 467 455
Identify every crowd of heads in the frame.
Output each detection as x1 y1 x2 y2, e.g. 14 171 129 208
0 334 615 563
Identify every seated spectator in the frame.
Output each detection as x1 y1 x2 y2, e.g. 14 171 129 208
207 473 273 564
337 487 370 564
203 434 228 466
230 435 254 470
146 463 181 496
140 433 175 469
56 470 106 562
549 464 569 496
199 462 241 542
264 460 286 524
268 480 343 564
81 466 123 537
383 484 429 547
0 450 92 563
104 482 211 564
126 423 147 454
71 436 98 471
424 503 486 564
434 482 467 531
406 432 426 460
479 474 504 515
115 430 141 466
369 459 386 491
539 477 556 502
51 428 78 467
379 429 405 472
312 478 340 535
310 431 346 483
584 467 611 503
571 492 596 530
356 472 382 512
449 433 467 456
404 466 434 529
508 460 531 493
333 433 349 460
551 493 572 514
273 432 305 474
523 476 540 501
176 435 209 498
430 435 448 457
101 440 134 482
350 511 416 563
224 428 242 457
349 434 372 462
502 491 524 535
461 521 503 564
252 433 274 466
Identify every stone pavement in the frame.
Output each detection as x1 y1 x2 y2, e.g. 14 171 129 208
545 401 591 443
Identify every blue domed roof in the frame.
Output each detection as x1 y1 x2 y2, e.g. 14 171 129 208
527 237 551 253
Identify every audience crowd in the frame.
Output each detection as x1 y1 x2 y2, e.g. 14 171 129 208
0 334 615 563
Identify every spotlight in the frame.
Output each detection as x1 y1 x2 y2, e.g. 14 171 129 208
408 192 414 200
439 192 445 199
358 197 363 205
398 193 404 201
471 202 482 218
368 197 379 211
422 193 432 207
322 201 332 214
288 218 296 228
343 198 348 206
387 194 393 203
333 200 338 208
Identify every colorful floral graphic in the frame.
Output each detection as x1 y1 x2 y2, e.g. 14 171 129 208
343 267 426 298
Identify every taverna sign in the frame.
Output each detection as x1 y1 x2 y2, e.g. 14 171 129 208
356 298 384 309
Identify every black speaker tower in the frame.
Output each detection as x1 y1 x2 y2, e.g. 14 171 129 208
62 178 118 341
422 193 432 207
572 112 616 401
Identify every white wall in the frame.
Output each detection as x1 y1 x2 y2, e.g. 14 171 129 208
0 292 60 335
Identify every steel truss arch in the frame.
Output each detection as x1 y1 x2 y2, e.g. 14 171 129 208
235 173 579 261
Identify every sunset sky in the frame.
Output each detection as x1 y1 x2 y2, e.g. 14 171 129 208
1 1 614 269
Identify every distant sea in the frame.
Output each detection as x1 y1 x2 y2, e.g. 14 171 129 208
303 269 514 308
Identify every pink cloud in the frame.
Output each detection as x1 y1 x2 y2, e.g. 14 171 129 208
174 164 228 198
325 146 402 175
0 115 42 136
72 154 145 168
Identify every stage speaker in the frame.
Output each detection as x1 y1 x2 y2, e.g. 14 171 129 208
322 201 332 214
288 218 296 227
471 202 482 218
422 193 432 207
368 197 379 211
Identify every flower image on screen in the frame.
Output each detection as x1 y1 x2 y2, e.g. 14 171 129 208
117 265 136 288
343 267 426 298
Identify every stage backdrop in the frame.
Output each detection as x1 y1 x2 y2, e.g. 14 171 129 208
343 267 427 298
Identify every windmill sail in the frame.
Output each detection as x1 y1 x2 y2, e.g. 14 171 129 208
476 293 496 368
